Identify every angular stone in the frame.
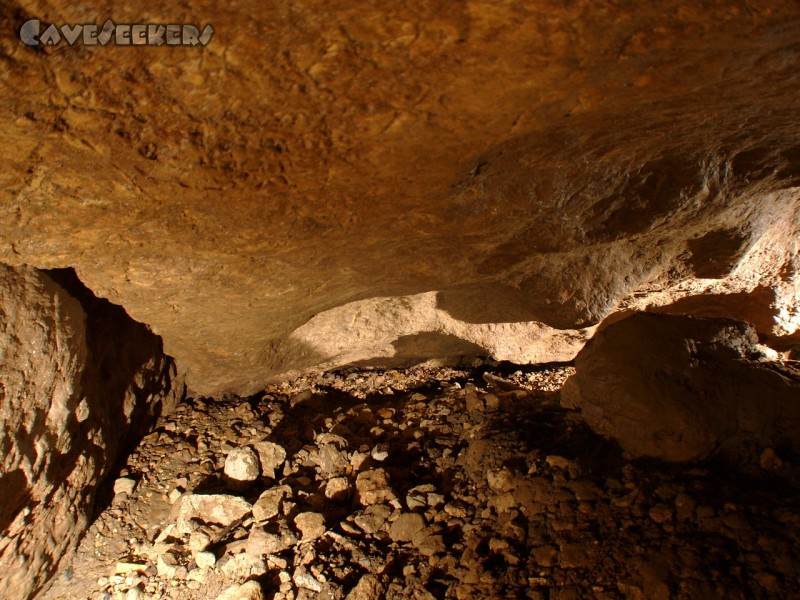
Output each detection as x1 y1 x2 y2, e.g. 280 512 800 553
252 485 291 522
194 551 216 569
294 512 326 541
216 581 264 600
221 553 267 579
325 476 352 501
354 504 392 535
175 494 252 535
356 469 396 506
315 443 350 478
293 566 323 592
224 446 261 483
411 528 445 556
246 528 287 556
346 574 384 600
253 441 287 479
389 513 426 543
113 478 137 496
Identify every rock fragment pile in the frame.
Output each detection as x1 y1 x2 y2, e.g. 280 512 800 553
42 365 800 600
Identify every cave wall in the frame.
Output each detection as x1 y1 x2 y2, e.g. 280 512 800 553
0 1 798 393
0 264 183 599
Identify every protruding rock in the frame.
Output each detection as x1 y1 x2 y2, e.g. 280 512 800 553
562 314 800 461
224 446 261 483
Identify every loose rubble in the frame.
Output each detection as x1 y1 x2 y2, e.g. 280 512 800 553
41 364 800 599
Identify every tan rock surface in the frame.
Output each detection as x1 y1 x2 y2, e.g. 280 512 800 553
0 265 182 599
0 2 798 396
562 313 800 461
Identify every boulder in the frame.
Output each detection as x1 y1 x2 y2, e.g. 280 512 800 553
562 314 800 461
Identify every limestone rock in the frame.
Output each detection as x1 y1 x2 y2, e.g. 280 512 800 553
221 553 267 580
562 313 800 461
0 265 182 599
253 441 287 479
294 512 326 541
246 528 287 556
389 513 426 543
224 446 261 483
176 494 252 535
252 485 291 522
355 469 396 506
354 504 392 535
216 581 264 600
325 476 352 502
346 574 384 600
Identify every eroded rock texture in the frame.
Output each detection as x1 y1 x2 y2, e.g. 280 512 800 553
562 313 800 461
0 1 799 395
0 264 183 599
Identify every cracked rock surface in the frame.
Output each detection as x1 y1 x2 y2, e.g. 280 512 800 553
41 365 800 600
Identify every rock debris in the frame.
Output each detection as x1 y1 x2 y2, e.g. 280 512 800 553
42 365 800 600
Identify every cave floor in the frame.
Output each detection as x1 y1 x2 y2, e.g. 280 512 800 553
42 365 800 600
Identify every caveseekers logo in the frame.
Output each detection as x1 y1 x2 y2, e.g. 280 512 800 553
19 19 214 47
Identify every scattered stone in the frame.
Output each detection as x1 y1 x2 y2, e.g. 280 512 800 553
113 478 137 496
253 486 291 522
294 512 326 541
216 580 264 600
355 469 396 505
114 562 148 575
221 553 267 579
246 528 287 555
253 441 287 478
649 503 674 524
156 552 180 578
354 504 392 534
389 513 426 542
224 446 261 483
411 528 445 556
760 447 783 470
45 365 800 600
325 476 352 501
175 494 252 535
293 565 323 592
194 551 216 568
370 444 390 461
346 574 384 600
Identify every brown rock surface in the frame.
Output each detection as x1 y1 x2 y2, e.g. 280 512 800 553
562 313 800 461
0 2 798 394
0 264 182 599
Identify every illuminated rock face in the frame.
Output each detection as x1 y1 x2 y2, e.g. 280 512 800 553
561 313 800 462
0 265 182 599
0 1 798 395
